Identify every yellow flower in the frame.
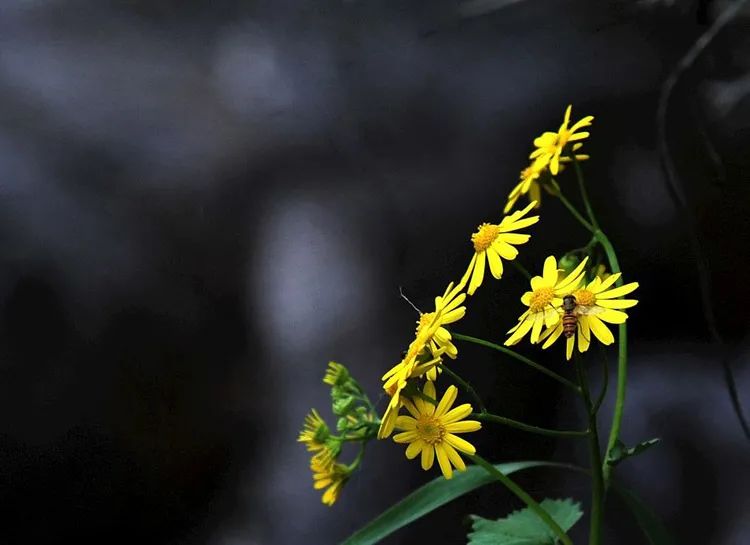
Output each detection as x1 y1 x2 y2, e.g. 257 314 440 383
530 105 594 175
378 281 468 438
540 273 639 359
298 409 338 466
378 330 442 439
505 255 589 346
323 361 350 387
463 201 540 295
311 457 351 506
393 381 481 479
504 157 546 214
415 281 467 381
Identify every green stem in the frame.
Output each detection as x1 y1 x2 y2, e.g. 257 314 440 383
453 332 582 396
510 260 532 281
575 356 604 545
550 178 595 233
473 412 589 438
572 156 601 231
469 454 574 545
437 363 485 412
592 230 628 490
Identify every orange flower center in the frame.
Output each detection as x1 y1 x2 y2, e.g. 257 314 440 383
415 415 445 445
471 223 500 252
529 287 555 313
573 289 595 307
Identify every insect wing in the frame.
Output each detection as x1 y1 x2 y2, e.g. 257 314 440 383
574 304 605 316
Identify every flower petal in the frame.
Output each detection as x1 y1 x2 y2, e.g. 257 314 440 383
406 440 423 459
435 445 453 479
421 444 435 470
445 420 481 433
435 385 458 417
444 433 476 455
588 315 615 345
442 403 473 423
468 252 486 295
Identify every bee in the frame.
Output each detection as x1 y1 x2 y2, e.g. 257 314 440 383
561 294 604 340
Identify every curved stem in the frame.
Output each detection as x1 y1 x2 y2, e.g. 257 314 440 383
473 412 589 438
510 260 532 281
575 356 604 545
469 454 574 545
656 0 750 440
438 363 485 412
452 332 582 396
550 178 595 233
572 156 601 231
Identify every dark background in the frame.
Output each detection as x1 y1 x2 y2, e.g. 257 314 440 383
0 0 748 544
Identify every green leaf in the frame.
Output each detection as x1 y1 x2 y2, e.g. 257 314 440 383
614 485 676 545
468 498 583 545
607 438 660 467
340 461 569 545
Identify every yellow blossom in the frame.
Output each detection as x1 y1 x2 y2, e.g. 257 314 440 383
505 255 589 346
504 157 547 214
530 105 593 175
298 409 338 466
323 361 349 387
462 201 539 295
415 281 467 380
393 381 481 479
311 457 351 506
539 273 639 359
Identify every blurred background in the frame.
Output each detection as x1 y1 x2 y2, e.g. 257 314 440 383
0 0 749 543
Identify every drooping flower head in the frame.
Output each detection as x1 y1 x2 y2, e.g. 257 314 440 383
298 409 339 467
323 361 351 388
463 201 539 295
505 255 589 346
504 157 547 214
415 281 467 380
393 381 481 479
311 457 351 506
539 273 638 359
530 105 593 176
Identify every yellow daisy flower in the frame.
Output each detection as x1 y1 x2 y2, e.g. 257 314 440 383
393 381 481 479
311 457 351 506
540 273 639 360
504 157 547 214
415 281 467 380
463 201 540 295
378 337 443 439
530 105 594 176
504 255 589 346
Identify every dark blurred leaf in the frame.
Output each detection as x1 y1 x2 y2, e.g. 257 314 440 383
468 498 583 545
615 485 676 545
606 438 660 467
341 461 566 545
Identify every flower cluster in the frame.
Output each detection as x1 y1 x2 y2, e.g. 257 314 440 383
505 256 638 360
298 362 378 505
505 105 593 214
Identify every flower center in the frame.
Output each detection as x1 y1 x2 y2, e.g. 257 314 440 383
529 287 555 312
573 289 595 307
415 415 445 445
471 223 500 252
417 312 435 332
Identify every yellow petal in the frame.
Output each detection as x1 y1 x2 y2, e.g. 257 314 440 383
445 420 481 433
435 385 458 417
421 444 435 470
442 403 473 423
395 415 417 430
436 444 453 479
393 430 418 443
588 315 614 345
443 443 466 471
487 248 504 279
542 255 558 284
406 440 423 459
565 335 574 360
468 252 485 295
444 433 476 455
597 282 639 300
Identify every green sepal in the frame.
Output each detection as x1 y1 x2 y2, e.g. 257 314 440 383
606 438 660 467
